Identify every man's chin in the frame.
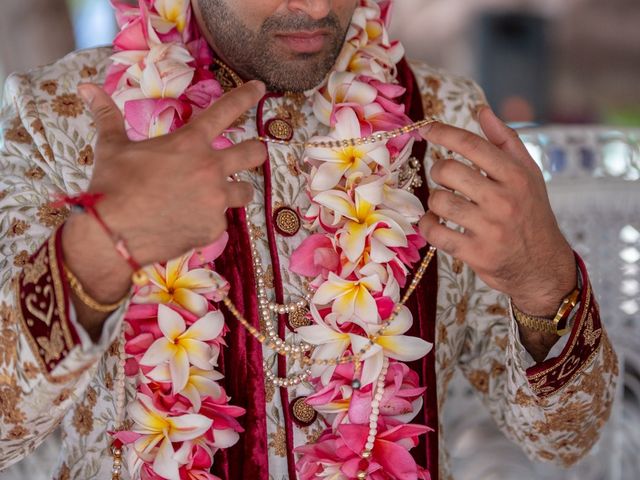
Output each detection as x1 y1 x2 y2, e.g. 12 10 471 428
261 58 333 92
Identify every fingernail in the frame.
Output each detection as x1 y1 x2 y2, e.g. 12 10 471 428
472 104 486 121
77 84 95 104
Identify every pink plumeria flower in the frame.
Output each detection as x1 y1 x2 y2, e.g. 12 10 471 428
140 305 224 394
127 393 213 480
111 23 194 105
134 253 225 317
313 72 378 125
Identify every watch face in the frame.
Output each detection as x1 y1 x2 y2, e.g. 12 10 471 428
555 288 581 336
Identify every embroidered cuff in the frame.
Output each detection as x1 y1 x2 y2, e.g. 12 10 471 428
16 225 81 380
525 253 603 397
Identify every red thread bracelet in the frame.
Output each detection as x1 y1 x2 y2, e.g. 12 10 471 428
55 193 147 285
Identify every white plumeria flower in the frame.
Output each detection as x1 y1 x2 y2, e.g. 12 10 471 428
147 364 224 411
356 173 425 223
133 253 224 317
296 308 351 384
154 0 190 32
313 189 408 264
306 108 389 191
140 305 223 394
350 306 432 386
127 393 212 480
313 272 383 321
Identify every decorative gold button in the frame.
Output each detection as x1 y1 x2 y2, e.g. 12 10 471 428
288 308 311 329
274 206 300 237
291 396 317 426
266 118 293 141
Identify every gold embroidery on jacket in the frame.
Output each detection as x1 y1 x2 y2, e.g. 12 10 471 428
21 247 48 285
36 321 65 364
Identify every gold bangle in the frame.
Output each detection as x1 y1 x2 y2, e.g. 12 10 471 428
63 264 128 313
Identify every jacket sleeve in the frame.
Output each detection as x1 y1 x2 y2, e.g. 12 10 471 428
439 78 621 467
458 257 618 467
0 72 125 470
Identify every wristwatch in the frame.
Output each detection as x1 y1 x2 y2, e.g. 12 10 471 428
512 288 581 336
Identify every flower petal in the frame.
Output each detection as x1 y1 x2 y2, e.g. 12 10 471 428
168 413 213 442
181 339 214 370
158 304 186 340
377 335 432 362
181 310 224 341
152 437 180 480
169 346 190 393
173 288 209 316
140 338 175 367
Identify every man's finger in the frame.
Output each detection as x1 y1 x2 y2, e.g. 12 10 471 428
190 80 265 140
420 122 510 181
78 83 126 143
225 181 255 208
418 211 471 258
427 189 483 234
430 158 492 205
221 140 267 177
478 107 532 164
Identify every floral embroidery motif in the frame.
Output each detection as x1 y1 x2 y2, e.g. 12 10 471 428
51 93 84 118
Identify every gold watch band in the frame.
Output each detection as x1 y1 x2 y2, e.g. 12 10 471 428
512 288 581 337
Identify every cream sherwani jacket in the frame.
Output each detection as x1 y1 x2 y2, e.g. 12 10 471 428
0 47 618 480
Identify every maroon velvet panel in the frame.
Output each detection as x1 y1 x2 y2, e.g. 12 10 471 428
212 207 270 479
526 253 604 398
16 225 80 381
396 57 440 477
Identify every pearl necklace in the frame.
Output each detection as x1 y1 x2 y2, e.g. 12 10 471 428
111 325 127 480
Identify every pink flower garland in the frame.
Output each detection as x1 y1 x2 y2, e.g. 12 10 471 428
106 1 434 478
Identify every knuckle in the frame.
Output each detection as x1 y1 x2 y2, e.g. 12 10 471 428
247 140 267 159
438 237 458 256
92 104 113 121
498 195 518 218
241 183 254 203
428 190 448 214
430 159 449 182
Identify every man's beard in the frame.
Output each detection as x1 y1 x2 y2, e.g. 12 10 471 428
197 0 351 92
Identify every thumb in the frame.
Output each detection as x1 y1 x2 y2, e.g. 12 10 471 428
478 106 531 163
77 83 126 142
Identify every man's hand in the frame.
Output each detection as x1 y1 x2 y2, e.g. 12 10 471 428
83 80 267 265
62 81 267 339
418 108 577 359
